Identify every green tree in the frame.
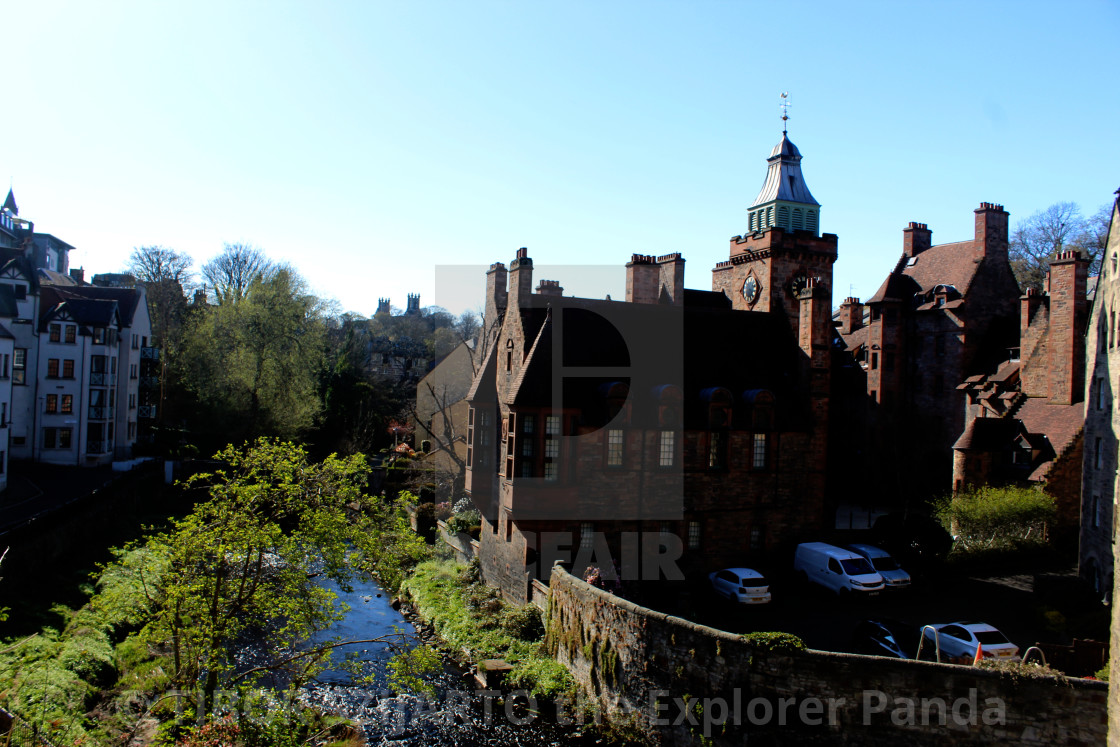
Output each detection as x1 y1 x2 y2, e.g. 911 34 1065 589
140 440 430 713
179 267 326 444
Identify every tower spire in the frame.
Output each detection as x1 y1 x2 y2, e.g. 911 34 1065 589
780 92 790 135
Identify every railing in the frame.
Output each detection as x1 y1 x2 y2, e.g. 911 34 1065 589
86 439 109 454
139 376 160 389
138 405 157 419
140 347 160 360
88 372 116 386
87 406 113 420
0 704 60 746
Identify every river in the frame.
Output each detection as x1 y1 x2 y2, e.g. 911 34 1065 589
297 571 614 745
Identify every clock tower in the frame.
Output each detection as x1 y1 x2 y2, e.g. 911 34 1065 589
712 128 837 337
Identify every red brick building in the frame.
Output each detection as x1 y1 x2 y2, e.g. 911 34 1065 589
836 205 1022 502
465 133 838 603
953 251 1089 541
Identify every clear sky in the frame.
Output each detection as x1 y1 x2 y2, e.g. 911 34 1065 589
4 1 1118 316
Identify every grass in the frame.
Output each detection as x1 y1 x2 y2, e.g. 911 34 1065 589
400 559 575 699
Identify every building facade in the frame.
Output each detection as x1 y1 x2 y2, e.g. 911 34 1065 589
0 189 157 469
464 132 837 604
1084 198 1120 600
953 251 1089 542
837 205 1022 501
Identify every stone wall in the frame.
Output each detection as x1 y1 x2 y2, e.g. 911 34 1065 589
545 565 1107 746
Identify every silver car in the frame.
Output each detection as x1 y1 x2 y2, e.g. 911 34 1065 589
845 543 911 589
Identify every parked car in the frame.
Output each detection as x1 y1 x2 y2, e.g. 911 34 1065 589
851 619 921 659
708 568 772 604
794 542 885 596
845 543 911 589
920 622 1019 663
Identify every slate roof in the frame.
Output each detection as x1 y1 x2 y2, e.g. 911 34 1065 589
48 285 143 326
1016 398 1085 480
39 287 121 330
867 241 984 305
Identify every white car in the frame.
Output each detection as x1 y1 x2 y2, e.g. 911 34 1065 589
921 622 1019 663
708 568 772 604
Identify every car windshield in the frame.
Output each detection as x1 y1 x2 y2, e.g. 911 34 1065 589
840 557 876 575
871 557 900 572
739 576 768 588
975 630 1011 645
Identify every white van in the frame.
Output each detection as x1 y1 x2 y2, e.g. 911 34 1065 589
794 542 885 596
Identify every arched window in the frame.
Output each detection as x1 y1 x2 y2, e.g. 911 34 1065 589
806 210 818 234
749 212 756 232
778 206 790 229
766 206 773 226
792 209 803 231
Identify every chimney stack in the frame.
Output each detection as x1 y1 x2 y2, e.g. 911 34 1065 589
536 279 564 297
625 254 659 304
974 202 1009 262
508 248 533 309
1046 250 1090 405
902 222 932 258
839 296 864 334
657 253 685 306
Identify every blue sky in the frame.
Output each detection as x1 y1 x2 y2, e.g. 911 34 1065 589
4 1 1118 316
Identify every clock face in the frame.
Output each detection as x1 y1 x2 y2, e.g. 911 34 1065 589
790 273 809 297
743 276 761 305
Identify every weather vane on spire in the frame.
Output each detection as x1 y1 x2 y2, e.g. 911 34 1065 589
780 92 791 134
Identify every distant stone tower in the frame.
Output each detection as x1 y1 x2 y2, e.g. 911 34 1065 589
376 298 391 315
406 293 421 315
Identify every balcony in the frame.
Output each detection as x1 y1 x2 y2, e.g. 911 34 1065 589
89 372 117 386
138 405 157 419
86 439 112 454
140 347 160 361
139 375 160 390
88 406 113 420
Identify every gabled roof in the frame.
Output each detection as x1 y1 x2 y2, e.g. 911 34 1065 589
867 241 985 305
46 284 143 326
40 286 121 330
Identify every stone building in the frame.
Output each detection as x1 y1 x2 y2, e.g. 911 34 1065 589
836 205 1022 501
1084 197 1120 601
464 132 838 604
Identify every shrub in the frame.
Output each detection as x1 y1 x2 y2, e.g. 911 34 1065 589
498 604 544 640
977 658 1065 681
742 632 805 652
935 485 1056 553
446 509 481 535
58 626 116 686
506 656 577 698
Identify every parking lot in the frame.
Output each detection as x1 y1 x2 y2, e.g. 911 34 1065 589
671 564 1107 670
